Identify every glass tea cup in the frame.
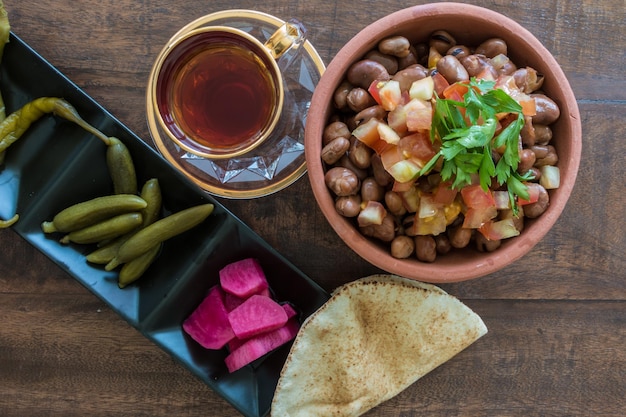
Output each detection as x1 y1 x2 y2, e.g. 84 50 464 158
151 19 306 159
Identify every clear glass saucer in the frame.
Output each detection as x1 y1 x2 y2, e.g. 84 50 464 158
146 9 325 199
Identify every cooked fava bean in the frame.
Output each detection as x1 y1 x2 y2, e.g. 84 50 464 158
475 37 507 58
475 233 501 252
434 234 452 255
366 50 399 75
337 155 368 180
414 43 429 66
385 191 406 216
371 154 393 187
518 148 537 173
391 64 428 91
534 124 553 145
448 225 472 248
436 55 469 83
323 121 350 146
361 177 385 202
532 93 560 125
533 145 558 167
321 137 350 165
391 235 415 259
333 81 353 110
530 144 550 159
335 195 362 217
348 138 372 169
379 35 411 58
347 87 377 112
446 45 471 60
523 183 549 218
461 54 497 79
325 167 361 196
347 59 390 89
429 30 456 54
360 214 395 242
521 115 536 147
415 235 437 262
397 47 419 70
352 105 387 127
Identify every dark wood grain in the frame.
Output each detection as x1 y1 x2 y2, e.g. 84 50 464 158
1 0 625 416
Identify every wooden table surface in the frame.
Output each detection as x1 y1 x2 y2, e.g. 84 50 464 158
1 0 624 416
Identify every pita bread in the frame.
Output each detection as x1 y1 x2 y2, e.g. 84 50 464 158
270 274 487 416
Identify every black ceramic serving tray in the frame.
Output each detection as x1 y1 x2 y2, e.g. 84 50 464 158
0 33 329 417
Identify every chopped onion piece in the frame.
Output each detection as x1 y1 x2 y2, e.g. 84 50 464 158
540 165 560 189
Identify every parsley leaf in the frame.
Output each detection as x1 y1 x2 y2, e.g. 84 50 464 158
419 77 528 211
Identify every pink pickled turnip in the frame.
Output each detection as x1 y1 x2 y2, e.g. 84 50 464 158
219 258 269 299
227 303 298 352
228 294 288 339
225 318 300 373
222 291 245 312
281 303 298 320
182 285 235 350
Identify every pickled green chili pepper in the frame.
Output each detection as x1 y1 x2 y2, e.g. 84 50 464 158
0 0 11 165
107 137 137 195
0 97 111 153
0 213 18 229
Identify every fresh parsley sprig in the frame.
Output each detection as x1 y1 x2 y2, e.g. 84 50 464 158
420 78 531 212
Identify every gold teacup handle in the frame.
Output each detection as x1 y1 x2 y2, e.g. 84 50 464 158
264 18 307 70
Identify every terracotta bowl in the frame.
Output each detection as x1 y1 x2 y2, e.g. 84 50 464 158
304 3 582 283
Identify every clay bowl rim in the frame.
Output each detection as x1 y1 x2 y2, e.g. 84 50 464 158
304 2 582 283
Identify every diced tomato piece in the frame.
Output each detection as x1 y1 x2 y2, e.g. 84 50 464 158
492 190 511 210
462 206 498 229
519 97 537 117
478 218 521 240
418 194 440 219
442 82 469 101
352 118 380 146
412 209 447 236
433 181 458 205
401 186 420 213
378 80 402 111
404 98 433 131
388 104 408 135
368 80 383 104
387 159 421 183
392 180 413 193
398 131 437 165
518 182 541 206
460 184 496 209
352 118 389 153
377 122 401 145
409 76 435 101
443 200 462 225
431 72 450 97
380 144 403 171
